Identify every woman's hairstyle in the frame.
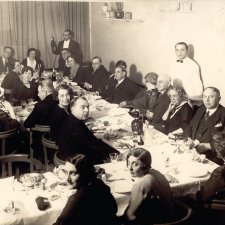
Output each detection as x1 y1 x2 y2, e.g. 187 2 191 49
21 66 33 75
38 79 54 93
144 72 158 85
53 84 73 101
126 148 152 171
70 154 96 183
27 48 37 57
66 55 79 64
213 131 225 144
115 60 127 69
168 85 187 100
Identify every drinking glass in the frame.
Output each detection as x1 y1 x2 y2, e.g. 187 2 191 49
109 153 119 164
21 100 26 110
132 132 138 147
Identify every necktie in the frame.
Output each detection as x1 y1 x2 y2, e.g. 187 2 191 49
177 60 183 63
146 90 152 108
205 111 210 120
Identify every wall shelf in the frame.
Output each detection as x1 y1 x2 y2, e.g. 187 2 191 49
105 18 144 22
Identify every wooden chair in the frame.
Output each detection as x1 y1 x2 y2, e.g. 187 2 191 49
0 127 19 156
153 201 192 225
29 125 50 162
41 133 59 171
0 154 41 178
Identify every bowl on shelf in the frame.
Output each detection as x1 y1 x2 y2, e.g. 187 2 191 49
115 11 124 19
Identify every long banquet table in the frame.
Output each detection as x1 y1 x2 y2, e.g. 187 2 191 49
0 97 219 225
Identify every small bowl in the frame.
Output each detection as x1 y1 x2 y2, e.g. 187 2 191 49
115 11 124 19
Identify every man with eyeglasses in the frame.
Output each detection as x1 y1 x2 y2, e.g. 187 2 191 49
84 56 109 95
51 29 83 65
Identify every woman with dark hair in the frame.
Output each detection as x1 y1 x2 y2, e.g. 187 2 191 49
66 55 86 86
123 148 175 225
162 85 193 136
17 66 38 101
50 84 73 144
53 154 118 225
21 48 44 73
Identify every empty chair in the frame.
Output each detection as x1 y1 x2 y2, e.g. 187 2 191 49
41 133 59 171
0 127 19 155
0 154 41 178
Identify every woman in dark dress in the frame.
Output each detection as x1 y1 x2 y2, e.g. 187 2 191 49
53 154 118 225
50 84 73 144
21 48 44 74
162 85 193 136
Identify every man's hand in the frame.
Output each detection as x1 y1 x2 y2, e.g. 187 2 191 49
196 143 211 154
185 137 195 149
84 82 92 90
146 111 153 120
119 101 127 107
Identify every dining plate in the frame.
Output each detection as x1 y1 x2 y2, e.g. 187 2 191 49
17 173 45 187
111 180 133 193
15 109 30 117
187 166 208 178
104 131 120 140
50 182 69 192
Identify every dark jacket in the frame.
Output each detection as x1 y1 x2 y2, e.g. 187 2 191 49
58 114 119 164
0 56 13 73
24 94 57 128
1 71 21 101
21 58 45 73
105 76 141 104
58 58 70 76
53 179 118 225
164 102 193 134
51 39 83 64
50 105 69 144
85 65 109 94
151 89 171 130
70 66 86 86
127 88 160 114
184 104 225 143
16 81 38 101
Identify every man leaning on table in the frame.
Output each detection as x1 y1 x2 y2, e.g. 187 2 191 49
169 42 203 111
58 96 119 164
184 87 225 163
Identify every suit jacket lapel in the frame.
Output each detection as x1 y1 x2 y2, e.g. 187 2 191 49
192 107 206 138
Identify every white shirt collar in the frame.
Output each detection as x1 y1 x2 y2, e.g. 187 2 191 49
206 106 218 116
116 77 125 87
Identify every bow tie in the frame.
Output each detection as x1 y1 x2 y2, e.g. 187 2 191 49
177 60 183 63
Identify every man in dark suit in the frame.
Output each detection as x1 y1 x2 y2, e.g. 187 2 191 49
147 74 171 132
0 46 14 73
51 29 83 65
58 48 70 76
184 87 225 158
58 96 119 164
104 65 141 104
24 80 57 128
84 56 109 95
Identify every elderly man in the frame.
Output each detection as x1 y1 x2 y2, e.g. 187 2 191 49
58 96 119 164
58 48 71 76
105 65 141 104
120 72 159 115
51 29 83 65
169 42 203 109
146 74 171 132
84 56 109 95
0 46 14 73
184 87 225 158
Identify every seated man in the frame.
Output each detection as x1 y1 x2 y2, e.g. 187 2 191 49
120 72 160 115
58 96 119 164
197 131 225 202
24 80 57 128
149 74 171 131
0 46 14 73
53 155 118 225
184 87 225 159
104 65 141 104
58 48 70 76
84 56 109 95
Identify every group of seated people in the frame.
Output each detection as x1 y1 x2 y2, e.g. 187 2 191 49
0 38 225 224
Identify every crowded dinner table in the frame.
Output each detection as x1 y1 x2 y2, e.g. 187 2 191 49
0 94 219 225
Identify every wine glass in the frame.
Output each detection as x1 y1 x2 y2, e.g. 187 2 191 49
109 153 119 164
21 100 26 110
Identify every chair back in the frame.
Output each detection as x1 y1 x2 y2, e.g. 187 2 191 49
29 125 50 162
153 200 192 225
0 154 41 178
0 127 18 155
41 133 58 171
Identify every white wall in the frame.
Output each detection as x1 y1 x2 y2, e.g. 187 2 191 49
90 1 225 106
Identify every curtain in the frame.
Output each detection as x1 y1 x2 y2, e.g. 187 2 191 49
0 1 90 68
